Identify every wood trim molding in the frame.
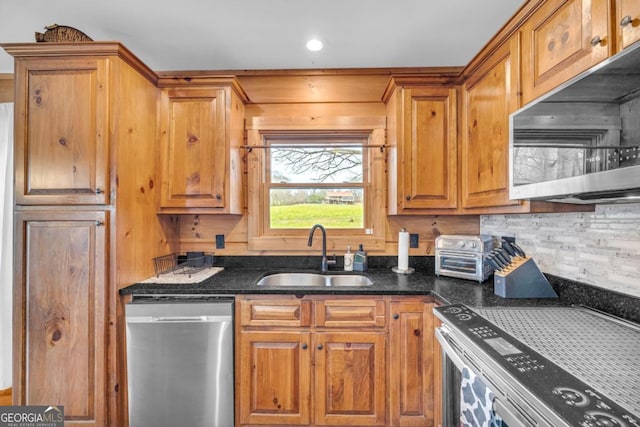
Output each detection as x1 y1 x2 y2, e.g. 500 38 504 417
460 0 546 80
1 42 158 85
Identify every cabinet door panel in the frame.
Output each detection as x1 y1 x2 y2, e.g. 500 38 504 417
617 0 640 50
314 332 386 426
389 301 434 426
14 59 108 204
315 299 385 328
239 299 311 327
160 89 226 209
521 0 610 104
462 37 521 209
238 330 311 425
14 210 107 427
402 87 457 210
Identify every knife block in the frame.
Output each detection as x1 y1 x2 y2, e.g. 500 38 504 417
493 256 558 298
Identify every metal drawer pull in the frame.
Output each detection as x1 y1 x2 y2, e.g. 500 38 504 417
590 35 602 46
620 15 633 27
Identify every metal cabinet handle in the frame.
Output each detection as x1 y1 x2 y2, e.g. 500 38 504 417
590 35 603 46
301 343 308 350
96 220 104 227
317 344 323 350
620 15 633 27
215 194 222 200
405 195 411 201
393 313 399 320
95 188 104 194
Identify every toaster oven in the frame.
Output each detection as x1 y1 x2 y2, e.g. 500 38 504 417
435 234 496 282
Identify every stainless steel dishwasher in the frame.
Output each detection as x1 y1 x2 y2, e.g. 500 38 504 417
125 295 234 427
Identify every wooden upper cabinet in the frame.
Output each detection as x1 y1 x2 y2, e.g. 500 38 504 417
13 58 109 205
384 81 458 214
616 0 640 50
521 0 612 104
461 37 522 209
158 84 246 213
14 210 107 427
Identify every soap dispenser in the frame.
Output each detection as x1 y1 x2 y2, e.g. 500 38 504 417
344 246 354 272
353 244 368 272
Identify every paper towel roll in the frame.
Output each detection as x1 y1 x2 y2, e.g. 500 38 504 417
398 230 409 271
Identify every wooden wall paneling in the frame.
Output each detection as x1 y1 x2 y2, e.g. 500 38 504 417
0 74 13 102
238 74 391 103
386 216 480 255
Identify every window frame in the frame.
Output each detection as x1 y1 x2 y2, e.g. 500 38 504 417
247 128 386 253
264 133 369 234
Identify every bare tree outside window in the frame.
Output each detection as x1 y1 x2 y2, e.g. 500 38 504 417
267 142 366 229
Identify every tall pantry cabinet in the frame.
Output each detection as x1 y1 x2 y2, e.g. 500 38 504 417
3 43 168 427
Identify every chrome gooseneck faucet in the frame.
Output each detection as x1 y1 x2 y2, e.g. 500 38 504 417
307 224 336 272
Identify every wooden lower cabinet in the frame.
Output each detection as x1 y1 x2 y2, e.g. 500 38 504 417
239 330 312 425
236 295 438 427
314 331 386 426
13 210 108 427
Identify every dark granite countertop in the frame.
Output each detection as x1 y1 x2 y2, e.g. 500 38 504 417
120 256 640 323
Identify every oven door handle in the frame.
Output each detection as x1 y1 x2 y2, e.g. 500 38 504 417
435 325 465 371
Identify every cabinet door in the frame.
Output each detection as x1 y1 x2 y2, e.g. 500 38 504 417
159 88 227 209
401 87 457 210
521 0 611 104
461 37 521 209
238 330 311 425
314 332 386 426
14 58 109 205
388 301 435 426
14 210 107 427
617 0 640 50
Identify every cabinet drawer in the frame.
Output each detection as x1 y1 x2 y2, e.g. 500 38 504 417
315 299 385 328
239 299 311 327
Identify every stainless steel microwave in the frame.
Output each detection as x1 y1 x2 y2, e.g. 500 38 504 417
509 42 640 204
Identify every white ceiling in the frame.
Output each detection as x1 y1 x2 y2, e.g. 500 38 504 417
0 0 524 74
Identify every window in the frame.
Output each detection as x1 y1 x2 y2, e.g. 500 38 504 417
247 128 386 252
267 135 366 229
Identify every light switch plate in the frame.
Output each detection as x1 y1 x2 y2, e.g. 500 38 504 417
216 234 225 249
409 234 419 248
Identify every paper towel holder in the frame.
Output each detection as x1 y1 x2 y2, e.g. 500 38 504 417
393 228 415 274
392 266 415 274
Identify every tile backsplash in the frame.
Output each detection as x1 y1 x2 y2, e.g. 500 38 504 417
481 203 640 298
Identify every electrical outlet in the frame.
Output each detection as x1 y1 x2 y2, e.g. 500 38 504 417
502 236 516 244
409 234 419 248
215 234 225 249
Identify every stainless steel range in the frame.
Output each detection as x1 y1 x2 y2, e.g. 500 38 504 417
434 304 640 427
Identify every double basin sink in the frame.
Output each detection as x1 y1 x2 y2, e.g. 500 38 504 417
256 272 373 287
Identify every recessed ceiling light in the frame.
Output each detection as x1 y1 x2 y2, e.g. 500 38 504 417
306 39 323 52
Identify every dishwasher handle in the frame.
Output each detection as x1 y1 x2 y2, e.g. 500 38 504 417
127 315 232 324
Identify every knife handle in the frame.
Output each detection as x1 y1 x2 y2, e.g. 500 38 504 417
501 240 516 256
510 242 526 257
486 254 502 271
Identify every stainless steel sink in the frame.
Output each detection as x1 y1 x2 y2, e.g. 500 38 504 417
256 273 373 287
